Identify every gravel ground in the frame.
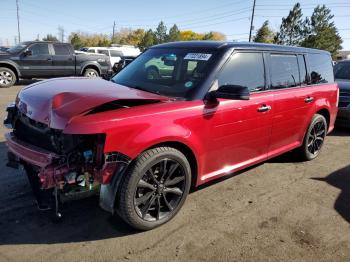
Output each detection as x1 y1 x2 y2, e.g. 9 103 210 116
0 81 350 262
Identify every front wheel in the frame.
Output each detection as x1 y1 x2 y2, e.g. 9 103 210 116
118 147 191 230
299 114 327 161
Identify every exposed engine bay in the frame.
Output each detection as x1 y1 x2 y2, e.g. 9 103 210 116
5 104 130 219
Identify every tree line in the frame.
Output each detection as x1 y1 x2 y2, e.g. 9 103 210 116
253 3 342 57
67 22 226 51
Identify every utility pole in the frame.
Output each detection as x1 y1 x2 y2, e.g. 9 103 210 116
58 26 65 42
248 0 256 42
16 0 21 42
112 21 116 42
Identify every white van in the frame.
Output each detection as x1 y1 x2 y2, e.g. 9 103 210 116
81 46 141 70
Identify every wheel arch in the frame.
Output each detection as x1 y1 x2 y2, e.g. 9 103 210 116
316 108 330 130
0 62 20 79
146 141 198 189
81 63 101 75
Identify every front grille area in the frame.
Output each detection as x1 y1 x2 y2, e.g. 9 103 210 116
13 115 59 153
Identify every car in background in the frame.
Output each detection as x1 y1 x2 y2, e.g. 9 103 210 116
81 46 141 71
0 41 112 88
334 60 350 127
0 46 10 52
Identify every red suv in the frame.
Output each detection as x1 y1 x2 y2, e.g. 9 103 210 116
4 41 338 230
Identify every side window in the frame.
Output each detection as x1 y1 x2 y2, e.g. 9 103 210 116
87 49 95 53
308 53 334 84
53 44 71 55
217 52 265 91
270 54 300 89
297 55 308 85
97 50 109 56
28 43 49 55
110 50 123 57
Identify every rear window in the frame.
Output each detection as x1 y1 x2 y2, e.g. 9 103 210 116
53 44 71 55
110 50 123 57
308 53 334 84
98 50 109 56
270 54 300 89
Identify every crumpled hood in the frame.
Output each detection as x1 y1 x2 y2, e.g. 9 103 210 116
17 77 168 129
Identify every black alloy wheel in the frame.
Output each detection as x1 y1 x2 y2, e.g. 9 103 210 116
134 158 186 221
299 114 327 161
118 147 191 230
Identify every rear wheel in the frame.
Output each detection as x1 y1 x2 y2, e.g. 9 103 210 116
118 147 191 230
0 67 16 88
299 114 327 161
83 68 99 78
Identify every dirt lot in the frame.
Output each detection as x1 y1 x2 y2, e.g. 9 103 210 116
1 81 350 262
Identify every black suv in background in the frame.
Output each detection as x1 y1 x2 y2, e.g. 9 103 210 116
334 60 350 127
0 41 112 88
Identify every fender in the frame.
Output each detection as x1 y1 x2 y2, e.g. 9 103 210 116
0 60 21 77
79 61 102 75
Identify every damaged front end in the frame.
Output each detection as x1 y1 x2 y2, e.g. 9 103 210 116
4 104 131 218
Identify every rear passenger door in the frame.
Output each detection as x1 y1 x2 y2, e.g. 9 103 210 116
52 43 75 76
267 53 314 158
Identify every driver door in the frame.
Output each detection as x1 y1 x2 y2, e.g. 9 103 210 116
18 43 53 77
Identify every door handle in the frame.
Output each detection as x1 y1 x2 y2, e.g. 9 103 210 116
257 105 272 112
304 96 314 103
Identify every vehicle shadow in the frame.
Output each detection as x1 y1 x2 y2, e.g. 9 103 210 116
15 79 41 86
0 141 138 245
311 165 350 223
329 126 350 137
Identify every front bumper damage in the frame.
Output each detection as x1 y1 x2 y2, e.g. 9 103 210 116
4 103 131 217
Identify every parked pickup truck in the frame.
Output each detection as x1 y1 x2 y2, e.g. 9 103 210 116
0 41 112 88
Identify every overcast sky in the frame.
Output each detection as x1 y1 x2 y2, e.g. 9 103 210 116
1 0 349 49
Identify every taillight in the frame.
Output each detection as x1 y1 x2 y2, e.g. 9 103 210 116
336 86 340 107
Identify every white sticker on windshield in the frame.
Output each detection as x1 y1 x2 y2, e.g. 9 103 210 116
184 53 212 61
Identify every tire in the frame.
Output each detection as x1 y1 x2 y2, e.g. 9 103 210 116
146 67 159 80
83 68 99 78
118 147 191 230
299 114 328 161
0 67 16 88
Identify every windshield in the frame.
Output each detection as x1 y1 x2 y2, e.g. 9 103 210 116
334 62 350 80
7 42 29 54
111 48 218 99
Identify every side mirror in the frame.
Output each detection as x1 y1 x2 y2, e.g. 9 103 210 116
23 49 32 56
210 85 250 101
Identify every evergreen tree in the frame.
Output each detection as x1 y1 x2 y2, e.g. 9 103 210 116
155 21 167 44
167 24 180 42
254 20 275 43
301 5 342 57
139 29 156 50
70 33 83 49
275 3 305 45
42 34 59 42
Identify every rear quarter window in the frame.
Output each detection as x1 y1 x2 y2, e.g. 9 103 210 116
308 53 334 84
